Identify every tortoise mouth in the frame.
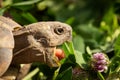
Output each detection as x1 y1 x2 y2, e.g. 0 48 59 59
45 46 61 67
45 41 68 67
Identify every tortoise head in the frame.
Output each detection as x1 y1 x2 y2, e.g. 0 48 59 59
13 22 72 67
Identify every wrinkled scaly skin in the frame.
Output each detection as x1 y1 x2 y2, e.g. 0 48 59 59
0 16 72 79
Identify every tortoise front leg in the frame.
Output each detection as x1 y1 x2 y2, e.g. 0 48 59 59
16 64 31 80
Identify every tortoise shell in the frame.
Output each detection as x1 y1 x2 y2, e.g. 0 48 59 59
0 16 22 76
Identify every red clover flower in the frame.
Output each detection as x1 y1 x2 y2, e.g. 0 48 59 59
91 52 109 72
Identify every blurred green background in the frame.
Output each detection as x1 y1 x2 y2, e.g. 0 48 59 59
0 0 120 80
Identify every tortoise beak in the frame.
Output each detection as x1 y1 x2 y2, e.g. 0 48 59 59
45 47 61 67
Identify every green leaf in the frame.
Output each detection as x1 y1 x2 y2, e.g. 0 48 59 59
74 50 88 69
102 6 114 25
21 12 38 23
86 46 92 56
0 8 6 15
114 34 120 56
10 12 37 25
52 67 61 80
63 42 75 54
65 17 75 25
75 24 104 49
113 34 120 73
0 6 9 15
109 56 120 73
113 15 119 29
107 71 120 80
73 35 85 53
12 0 41 6
76 24 102 39
55 67 72 80
10 11 30 25
61 42 76 63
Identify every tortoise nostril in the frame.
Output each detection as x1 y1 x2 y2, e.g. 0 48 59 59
54 28 64 35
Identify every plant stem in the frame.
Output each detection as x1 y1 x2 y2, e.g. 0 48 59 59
97 72 105 80
22 68 39 80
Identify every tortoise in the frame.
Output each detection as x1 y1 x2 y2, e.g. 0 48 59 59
0 16 72 79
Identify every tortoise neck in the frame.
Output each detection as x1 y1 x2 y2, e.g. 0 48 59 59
13 28 30 54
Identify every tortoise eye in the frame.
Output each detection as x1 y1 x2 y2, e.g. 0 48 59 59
40 38 47 45
54 27 64 35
